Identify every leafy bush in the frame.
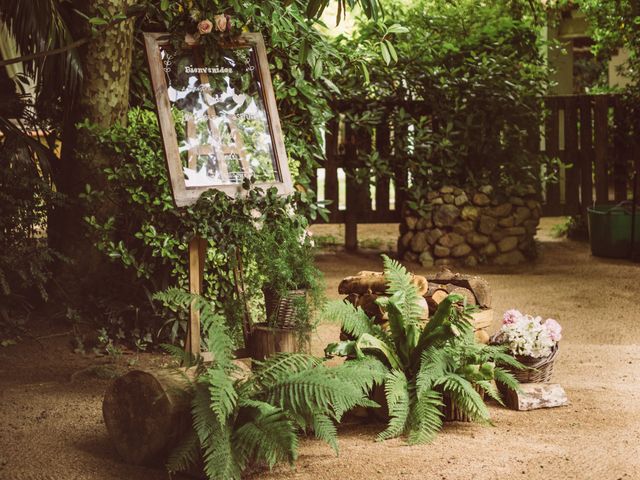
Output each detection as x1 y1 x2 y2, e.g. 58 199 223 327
324 255 522 443
155 288 383 480
81 109 327 347
0 131 62 338
331 0 551 205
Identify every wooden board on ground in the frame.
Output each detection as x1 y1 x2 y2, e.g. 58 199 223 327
503 383 569 411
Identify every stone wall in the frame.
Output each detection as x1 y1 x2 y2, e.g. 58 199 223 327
398 185 542 267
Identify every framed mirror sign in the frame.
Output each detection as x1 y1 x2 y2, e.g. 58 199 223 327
143 32 293 207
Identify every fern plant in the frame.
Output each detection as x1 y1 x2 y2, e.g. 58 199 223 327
324 255 523 444
154 288 384 480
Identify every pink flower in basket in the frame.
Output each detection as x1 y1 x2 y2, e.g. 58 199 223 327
503 309 522 325
197 19 214 35
544 318 562 342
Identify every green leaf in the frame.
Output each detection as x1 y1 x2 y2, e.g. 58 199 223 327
380 41 391 65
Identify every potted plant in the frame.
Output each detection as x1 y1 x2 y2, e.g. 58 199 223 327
491 309 562 385
250 220 324 360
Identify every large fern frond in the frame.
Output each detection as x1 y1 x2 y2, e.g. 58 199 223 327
203 368 238 424
437 373 490 423
407 389 444 445
416 346 454 394
381 254 424 324
233 408 298 470
311 412 339 454
248 353 321 390
494 367 521 394
260 366 373 421
475 379 504 406
377 369 410 441
166 428 200 475
323 300 378 338
202 421 240 480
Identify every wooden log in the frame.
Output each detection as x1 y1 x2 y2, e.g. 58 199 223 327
249 323 310 361
102 369 193 465
445 284 477 306
339 271 429 296
425 288 449 313
503 383 569 411
429 268 491 308
474 328 490 344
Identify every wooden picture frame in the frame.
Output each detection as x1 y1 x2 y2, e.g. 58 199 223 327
143 32 293 207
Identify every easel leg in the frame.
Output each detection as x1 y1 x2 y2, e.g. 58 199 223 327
186 236 206 358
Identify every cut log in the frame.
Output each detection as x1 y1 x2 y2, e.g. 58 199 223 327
445 284 477 306
425 288 449 313
502 383 569 411
249 323 310 360
474 328 490 344
429 267 492 308
102 369 194 465
339 271 429 296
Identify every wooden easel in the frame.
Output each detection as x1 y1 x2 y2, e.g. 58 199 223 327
184 236 252 359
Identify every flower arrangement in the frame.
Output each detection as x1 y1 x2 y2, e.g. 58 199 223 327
494 309 562 359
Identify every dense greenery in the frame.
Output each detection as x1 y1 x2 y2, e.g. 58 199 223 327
81 108 326 347
325 256 522 443
155 288 383 480
330 0 551 211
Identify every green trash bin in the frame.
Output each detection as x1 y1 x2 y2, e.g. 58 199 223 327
587 203 640 258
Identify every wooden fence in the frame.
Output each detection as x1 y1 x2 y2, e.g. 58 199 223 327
310 94 639 248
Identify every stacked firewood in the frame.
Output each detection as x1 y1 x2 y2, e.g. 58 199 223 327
338 267 493 343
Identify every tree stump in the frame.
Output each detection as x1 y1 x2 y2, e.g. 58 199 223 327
249 323 310 361
102 369 193 465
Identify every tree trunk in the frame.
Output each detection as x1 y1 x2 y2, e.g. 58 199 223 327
50 0 135 298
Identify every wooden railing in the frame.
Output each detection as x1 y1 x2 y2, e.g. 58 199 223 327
310 94 639 247
541 94 640 216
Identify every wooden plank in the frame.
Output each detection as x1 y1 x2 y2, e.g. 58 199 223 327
545 97 561 211
375 122 391 214
564 97 580 213
612 95 629 201
344 121 358 250
186 236 206 357
324 118 340 222
579 96 594 216
593 95 609 203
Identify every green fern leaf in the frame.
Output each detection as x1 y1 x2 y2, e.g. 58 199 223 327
203 368 238 424
438 373 490 423
311 412 339 454
377 369 410 441
407 389 444 444
166 428 199 474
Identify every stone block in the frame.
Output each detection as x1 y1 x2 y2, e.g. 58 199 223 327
400 231 414 249
472 192 491 206
434 245 451 257
438 232 465 248
503 226 526 236
480 242 498 257
453 220 475 235
433 204 461 228
426 228 444 245
451 243 472 257
478 215 498 235
419 251 434 267
498 216 515 227
443 193 454 204
460 205 479 221
467 232 490 247
440 186 454 194
406 216 418 230
491 203 513 218
454 193 468 206
514 206 531 225
498 236 518 253
411 231 428 253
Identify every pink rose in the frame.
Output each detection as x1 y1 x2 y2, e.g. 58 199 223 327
214 14 228 32
503 309 522 325
544 318 562 342
197 19 213 35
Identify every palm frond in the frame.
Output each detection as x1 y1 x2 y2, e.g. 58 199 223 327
377 369 410 441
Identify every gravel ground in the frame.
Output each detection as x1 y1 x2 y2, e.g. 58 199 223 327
1 219 639 480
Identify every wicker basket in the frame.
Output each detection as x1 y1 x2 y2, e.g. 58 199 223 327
443 385 485 422
263 288 307 329
490 334 560 383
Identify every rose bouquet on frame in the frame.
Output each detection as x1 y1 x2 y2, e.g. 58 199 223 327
494 309 562 359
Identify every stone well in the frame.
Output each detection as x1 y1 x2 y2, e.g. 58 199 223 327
398 185 542 267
